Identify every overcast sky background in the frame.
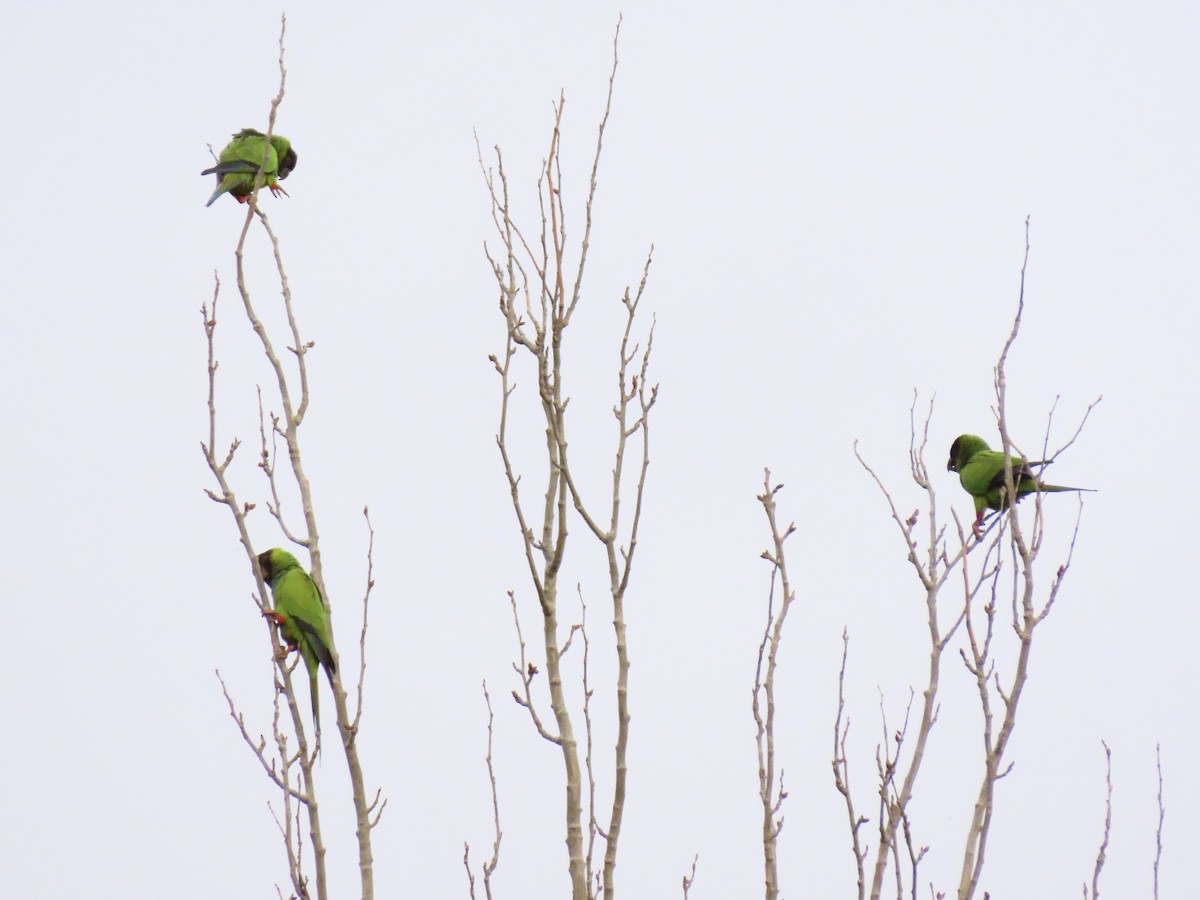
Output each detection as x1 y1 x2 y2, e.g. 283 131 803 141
3 1 1197 897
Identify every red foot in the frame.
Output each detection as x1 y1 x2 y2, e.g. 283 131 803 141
971 512 984 541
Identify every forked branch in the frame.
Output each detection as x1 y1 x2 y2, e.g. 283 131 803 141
480 19 652 900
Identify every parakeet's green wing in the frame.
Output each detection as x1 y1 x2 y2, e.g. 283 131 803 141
280 583 335 674
985 459 1039 493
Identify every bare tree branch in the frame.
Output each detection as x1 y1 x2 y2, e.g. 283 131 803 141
832 630 868 900
854 403 963 900
481 19 649 899
1083 742 1112 899
464 682 503 900
752 470 798 900
1154 744 1164 900
681 855 698 899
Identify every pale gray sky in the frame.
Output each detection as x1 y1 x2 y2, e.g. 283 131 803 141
3 1 1196 897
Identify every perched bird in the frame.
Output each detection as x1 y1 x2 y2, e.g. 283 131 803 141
201 128 297 207
947 434 1092 538
258 548 335 735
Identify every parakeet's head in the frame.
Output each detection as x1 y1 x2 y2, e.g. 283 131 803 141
947 434 990 473
271 136 298 181
258 547 301 583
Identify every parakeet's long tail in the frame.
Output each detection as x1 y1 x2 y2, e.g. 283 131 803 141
1037 484 1095 493
205 184 227 207
309 668 321 735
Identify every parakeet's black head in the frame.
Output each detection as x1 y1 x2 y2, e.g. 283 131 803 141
257 549 277 582
948 434 990 473
258 547 302 584
947 438 962 472
266 134 297 181
279 147 297 181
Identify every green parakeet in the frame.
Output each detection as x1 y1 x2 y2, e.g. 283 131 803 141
258 548 335 735
201 129 298 207
947 434 1092 537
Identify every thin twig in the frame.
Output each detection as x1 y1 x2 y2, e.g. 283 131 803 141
1153 744 1164 900
753 470 798 900
832 630 867 900
464 682 504 900
1085 741 1112 899
681 855 698 899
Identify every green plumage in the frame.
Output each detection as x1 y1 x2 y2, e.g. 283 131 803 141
258 548 335 735
201 128 298 207
947 434 1092 535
